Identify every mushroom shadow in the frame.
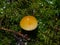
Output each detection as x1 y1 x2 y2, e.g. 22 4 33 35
21 28 38 39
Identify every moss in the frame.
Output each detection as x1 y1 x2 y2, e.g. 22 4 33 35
0 0 60 45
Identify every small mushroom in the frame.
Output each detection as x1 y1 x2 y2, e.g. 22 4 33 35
20 16 38 31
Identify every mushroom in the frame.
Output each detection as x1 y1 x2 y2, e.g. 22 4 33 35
20 16 38 31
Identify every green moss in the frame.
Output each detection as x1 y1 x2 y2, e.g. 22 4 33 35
0 0 60 45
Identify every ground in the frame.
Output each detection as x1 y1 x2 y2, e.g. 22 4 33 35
0 0 60 45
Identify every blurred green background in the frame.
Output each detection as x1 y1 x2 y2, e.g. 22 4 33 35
0 0 60 45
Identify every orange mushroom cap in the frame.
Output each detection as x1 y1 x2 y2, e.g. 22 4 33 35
20 16 38 31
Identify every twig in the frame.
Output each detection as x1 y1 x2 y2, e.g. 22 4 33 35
0 27 30 41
